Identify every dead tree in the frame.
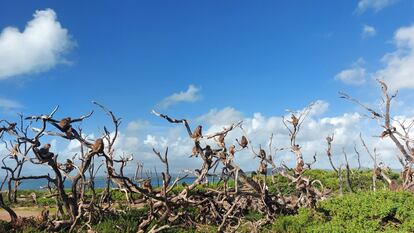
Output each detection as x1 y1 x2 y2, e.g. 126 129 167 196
341 80 414 192
139 110 280 232
279 103 329 209
0 105 109 231
324 134 353 193
0 117 31 203
342 148 353 193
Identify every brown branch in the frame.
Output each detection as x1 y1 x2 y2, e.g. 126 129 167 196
325 134 338 173
342 148 353 193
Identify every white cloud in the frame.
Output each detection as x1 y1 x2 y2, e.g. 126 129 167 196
157 85 201 109
304 100 330 117
362 24 377 38
375 24 414 90
356 0 397 13
143 134 159 147
0 9 74 80
197 107 243 126
126 120 150 133
0 97 22 111
335 58 367 85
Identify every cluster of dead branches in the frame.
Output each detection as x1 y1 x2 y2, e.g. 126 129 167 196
0 80 412 232
339 80 414 192
0 99 330 232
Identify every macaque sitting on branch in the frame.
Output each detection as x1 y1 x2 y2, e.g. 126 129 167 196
34 144 54 161
59 159 75 173
237 135 249 148
91 138 104 154
191 125 202 140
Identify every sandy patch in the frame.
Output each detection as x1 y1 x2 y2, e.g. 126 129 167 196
0 207 46 221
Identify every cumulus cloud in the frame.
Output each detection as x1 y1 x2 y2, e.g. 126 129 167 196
335 58 367 85
143 134 161 147
197 107 243 126
356 0 397 13
0 8 74 80
375 24 414 90
157 85 201 109
362 24 377 38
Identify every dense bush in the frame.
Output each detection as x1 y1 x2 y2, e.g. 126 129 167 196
266 169 397 196
92 208 148 233
270 190 414 233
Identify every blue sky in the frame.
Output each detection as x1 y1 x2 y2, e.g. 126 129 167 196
1 1 414 173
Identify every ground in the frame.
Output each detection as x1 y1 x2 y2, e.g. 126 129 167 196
0 207 45 221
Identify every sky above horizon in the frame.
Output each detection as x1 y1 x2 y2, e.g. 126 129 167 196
1 0 414 176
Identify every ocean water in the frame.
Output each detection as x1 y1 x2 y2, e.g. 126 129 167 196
9 176 206 190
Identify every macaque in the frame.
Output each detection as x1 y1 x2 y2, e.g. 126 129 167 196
239 136 248 148
91 138 104 154
259 149 266 159
142 180 153 193
61 159 74 173
59 117 74 138
36 144 53 160
228 145 235 156
204 145 213 158
192 125 202 139
191 146 200 157
217 134 225 147
291 114 299 127
59 117 72 132
258 162 267 175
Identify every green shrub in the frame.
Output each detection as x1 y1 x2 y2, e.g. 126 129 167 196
0 220 11 233
36 197 56 206
92 207 148 233
271 190 414 233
